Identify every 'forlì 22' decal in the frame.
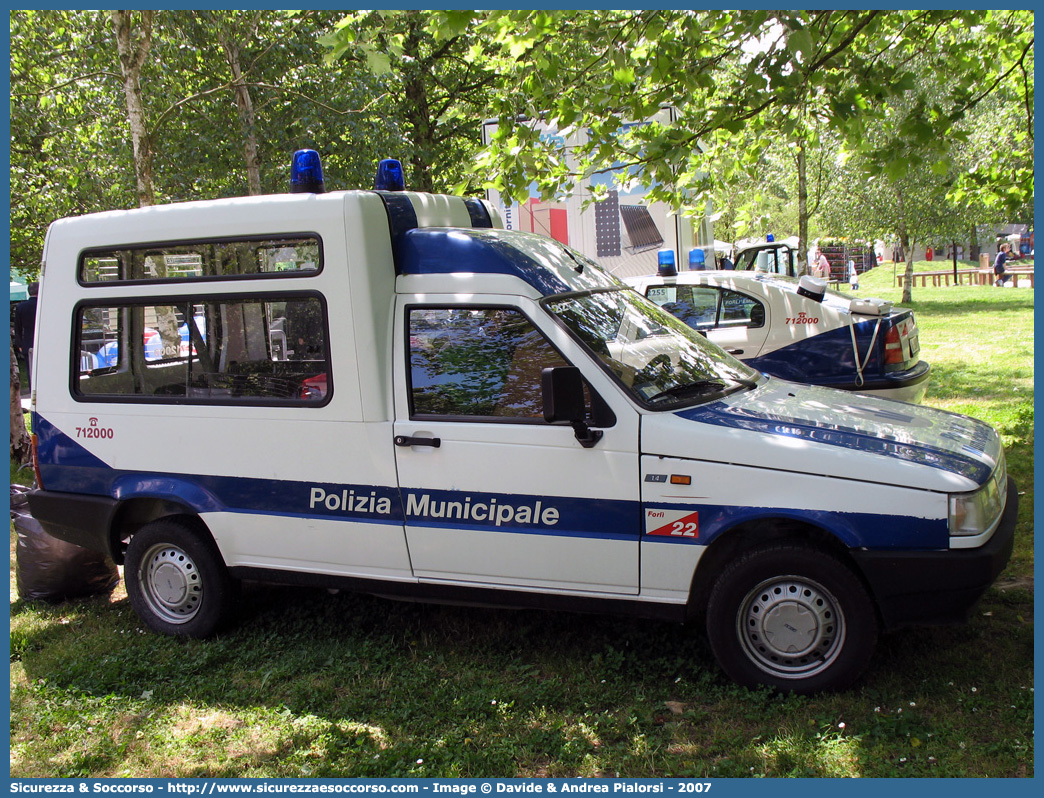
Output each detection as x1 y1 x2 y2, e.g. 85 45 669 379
645 507 699 538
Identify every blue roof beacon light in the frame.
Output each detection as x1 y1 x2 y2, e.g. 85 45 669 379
657 249 678 277
766 233 775 242
688 247 706 270
375 158 406 191
290 149 325 194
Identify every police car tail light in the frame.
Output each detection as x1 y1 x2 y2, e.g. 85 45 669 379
290 149 326 194
883 325 904 365
374 159 405 191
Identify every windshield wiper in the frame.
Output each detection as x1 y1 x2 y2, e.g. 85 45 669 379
729 375 760 390
647 379 727 404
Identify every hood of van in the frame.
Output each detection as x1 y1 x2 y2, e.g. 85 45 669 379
644 378 1001 493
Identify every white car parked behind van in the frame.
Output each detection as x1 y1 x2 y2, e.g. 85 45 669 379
626 270 931 402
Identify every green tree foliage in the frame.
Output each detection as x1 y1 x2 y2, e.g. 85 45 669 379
708 129 841 248
10 9 1032 284
155 11 401 200
9 10 410 280
816 16 1032 303
320 10 502 193
437 9 1032 261
10 11 136 276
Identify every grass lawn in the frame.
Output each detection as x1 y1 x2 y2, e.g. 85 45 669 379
9 269 1034 778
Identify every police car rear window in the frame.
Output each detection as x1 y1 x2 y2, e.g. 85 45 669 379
79 235 322 284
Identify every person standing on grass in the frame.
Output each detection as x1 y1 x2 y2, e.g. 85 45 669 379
993 243 1013 286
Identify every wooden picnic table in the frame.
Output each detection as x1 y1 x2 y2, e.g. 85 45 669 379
977 265 1034 287
896 266 1033 288
896 269 982 288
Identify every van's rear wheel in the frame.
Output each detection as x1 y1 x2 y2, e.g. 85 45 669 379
125 519 236 637
706 544 878 694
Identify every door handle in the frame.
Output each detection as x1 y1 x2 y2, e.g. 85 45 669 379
394 435 441 448
726 348 744 355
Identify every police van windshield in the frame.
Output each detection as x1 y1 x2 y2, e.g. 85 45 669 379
544 287 761 408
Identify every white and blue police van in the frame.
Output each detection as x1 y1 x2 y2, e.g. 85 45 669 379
27 152 1017 694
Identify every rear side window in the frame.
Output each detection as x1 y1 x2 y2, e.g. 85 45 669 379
719 290 764 328
79 235 321 284
74 294 330 406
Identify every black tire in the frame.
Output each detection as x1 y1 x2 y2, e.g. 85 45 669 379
706 544 878 694
124 518 236 638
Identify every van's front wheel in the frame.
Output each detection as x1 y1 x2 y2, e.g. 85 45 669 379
706 544 878 694
125 519 236 637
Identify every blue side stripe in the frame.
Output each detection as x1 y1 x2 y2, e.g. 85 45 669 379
400 486 638 540
675 401 992 483
642 500 948 549
34 413 949 550
33 413 109 472
35 415 633 538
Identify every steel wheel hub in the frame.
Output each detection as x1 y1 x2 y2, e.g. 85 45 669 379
140 544 202 624
738 576 845 679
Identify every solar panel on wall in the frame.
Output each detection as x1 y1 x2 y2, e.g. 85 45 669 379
619 205 663 253
594 191 621 257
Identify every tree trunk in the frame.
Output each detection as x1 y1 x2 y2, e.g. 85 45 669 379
400 12 435 193
796 143 809 275
900 229 915 304
111 10 156 207
895 189 915 304
222 35 263 195
10 340 31 465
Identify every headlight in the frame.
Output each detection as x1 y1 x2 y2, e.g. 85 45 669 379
949 455 1006 538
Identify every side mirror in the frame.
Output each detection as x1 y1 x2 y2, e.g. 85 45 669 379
542 366 584 423
542 367 603 448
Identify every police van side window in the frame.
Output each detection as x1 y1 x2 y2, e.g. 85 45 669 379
408 307 568 420
79 236 321 283
74 295 330 405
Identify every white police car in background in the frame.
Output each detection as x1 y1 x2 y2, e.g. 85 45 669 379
627 268 931 402
27 152 1014 695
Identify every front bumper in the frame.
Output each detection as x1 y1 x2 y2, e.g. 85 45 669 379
850 476 1018 630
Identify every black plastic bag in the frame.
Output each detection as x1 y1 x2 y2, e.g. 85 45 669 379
11 484 120 602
